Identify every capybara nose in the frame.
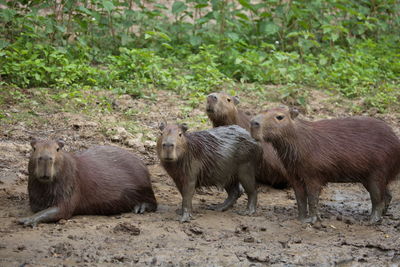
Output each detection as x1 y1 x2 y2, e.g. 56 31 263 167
207 94 218 102
162 143 174 148
251 120 260 128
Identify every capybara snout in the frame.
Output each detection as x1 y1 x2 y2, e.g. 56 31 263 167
30 138 65 183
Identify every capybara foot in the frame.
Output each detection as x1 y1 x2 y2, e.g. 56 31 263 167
300 215 320 224
369 214 382 225
134 202 157 214
17 216 38 227
207 203 231 212
180 212 193 223
237 208 256 216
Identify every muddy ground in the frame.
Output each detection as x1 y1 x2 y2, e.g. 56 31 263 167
0 89 399 266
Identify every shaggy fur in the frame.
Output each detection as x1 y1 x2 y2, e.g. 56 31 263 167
206 92 289 188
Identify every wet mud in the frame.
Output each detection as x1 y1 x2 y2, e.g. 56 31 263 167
1 90 399 266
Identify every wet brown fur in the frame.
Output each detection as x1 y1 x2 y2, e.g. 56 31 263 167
27 140 157 221
157 123 261 221
251 106 400 223
206 92 289 188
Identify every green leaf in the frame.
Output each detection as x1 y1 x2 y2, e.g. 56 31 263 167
261 22 279 35
102 0 115 12
189 35 202 46
172 1 187 14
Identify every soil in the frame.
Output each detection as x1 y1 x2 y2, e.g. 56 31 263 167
1 89 399 266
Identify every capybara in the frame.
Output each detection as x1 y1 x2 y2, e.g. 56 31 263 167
206 92 289 189
18 139 157 227
250 106 400 224
157 123 261 222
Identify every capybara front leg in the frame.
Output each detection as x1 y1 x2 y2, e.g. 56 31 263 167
238 163 257 215
180 179 196 223
291 178 308 222
304 181 322 224
208 182 242 212
18 207 62 227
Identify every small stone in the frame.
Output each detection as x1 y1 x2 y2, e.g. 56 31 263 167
189 226 204 235
244 236 255 243
245 251 270 263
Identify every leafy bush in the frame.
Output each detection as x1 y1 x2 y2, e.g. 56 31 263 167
0 0 399 112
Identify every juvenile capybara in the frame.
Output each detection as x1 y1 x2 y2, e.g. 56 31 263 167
206 92 289 189
157 123 261 222
250 106 400 224
18 139 157 227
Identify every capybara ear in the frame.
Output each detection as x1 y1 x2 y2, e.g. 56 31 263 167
30 137 38 150
233 96 240 105
289 107 299 119
159 122 166 131
57 139 65 149
180 123 188 133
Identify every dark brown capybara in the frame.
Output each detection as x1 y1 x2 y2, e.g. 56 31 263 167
157 122 261 222
206 92 289 189
18 139 157 227
250 106 400 224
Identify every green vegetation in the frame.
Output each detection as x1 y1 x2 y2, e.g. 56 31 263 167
1 0 399 112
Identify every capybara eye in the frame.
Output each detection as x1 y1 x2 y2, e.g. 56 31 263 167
57 148 60 152
276 115 285 121
227 98 231 102
179 133 182 137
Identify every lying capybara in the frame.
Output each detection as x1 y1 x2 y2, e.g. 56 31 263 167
206 92 289 189
18 139 157 227
157 123 261 222
250 106 400 224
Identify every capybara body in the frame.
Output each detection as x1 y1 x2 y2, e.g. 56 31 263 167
19 139 157 227
157 123 261 222
250 107 400 224
206 92 289 189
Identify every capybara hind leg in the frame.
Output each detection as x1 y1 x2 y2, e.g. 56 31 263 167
291 179 308 221
134 202 157 214
383 188 392 215
180 180 196 223
18 207 62 227
237 164 257 215
367 179 385 224
208 182 241 212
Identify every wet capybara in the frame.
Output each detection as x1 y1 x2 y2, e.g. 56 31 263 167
206 92 289 189
18 139 157 227
157 123 261 222
250 106 400 224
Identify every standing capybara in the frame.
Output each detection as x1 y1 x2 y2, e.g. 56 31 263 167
250 106 400 224
18 139 157 227
206 92 289 189
157 122 261 222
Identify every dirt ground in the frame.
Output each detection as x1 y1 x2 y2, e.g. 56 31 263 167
0 89 399 266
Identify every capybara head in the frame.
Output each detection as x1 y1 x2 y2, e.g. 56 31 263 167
29 138 65 183
157 123 188 162
206 92 240 121
250 106 299 142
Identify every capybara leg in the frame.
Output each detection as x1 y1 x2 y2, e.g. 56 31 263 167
208 182 241 212
303 181 322 224
180 180 196 223
18 207 62 227
291 179 308 221
383 188 392 215
237 164 257 215
134 202 157 214
367 179 385 224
